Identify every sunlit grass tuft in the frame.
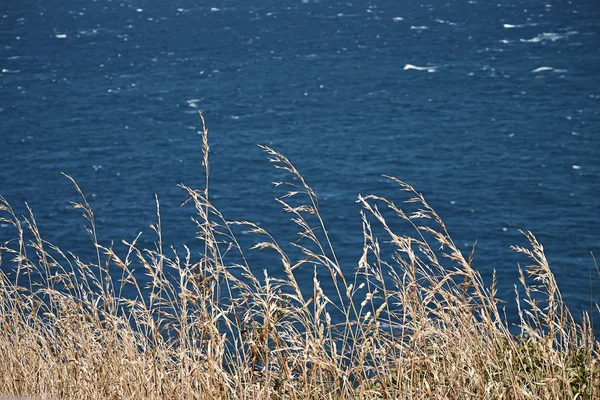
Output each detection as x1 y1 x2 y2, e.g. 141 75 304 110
0 113 598 399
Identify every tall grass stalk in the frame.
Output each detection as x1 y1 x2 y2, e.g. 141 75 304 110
0 117 598 399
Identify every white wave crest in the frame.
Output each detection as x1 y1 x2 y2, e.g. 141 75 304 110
503 23 537 28
403 64 437 73
520 32 575 43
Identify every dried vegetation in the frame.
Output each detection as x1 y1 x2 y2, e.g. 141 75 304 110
0 114 598 399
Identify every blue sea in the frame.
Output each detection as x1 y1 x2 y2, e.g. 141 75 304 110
1 0 599 332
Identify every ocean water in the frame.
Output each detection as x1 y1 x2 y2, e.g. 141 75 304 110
1 0 599 331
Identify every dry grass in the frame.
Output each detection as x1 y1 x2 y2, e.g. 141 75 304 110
0 113 598 399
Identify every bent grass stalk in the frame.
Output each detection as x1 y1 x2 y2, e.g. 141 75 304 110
0 116 598 399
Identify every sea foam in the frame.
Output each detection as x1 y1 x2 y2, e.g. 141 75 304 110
503 23 536 28
403 64 437 73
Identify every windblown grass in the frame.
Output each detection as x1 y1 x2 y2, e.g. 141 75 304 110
0 113 598 399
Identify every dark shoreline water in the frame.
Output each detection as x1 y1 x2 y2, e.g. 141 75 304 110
1 0 599 332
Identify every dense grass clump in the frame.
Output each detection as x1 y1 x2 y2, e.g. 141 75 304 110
0 113 598 399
